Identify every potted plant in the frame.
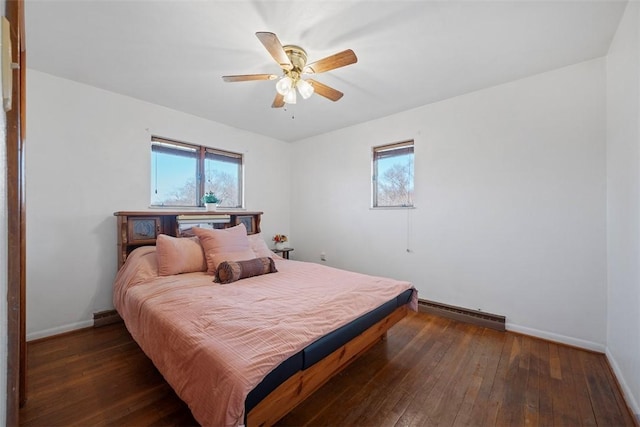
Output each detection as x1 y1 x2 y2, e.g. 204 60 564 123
202 192 220 211
272 234 288 250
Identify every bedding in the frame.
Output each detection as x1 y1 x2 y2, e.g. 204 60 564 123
114 246 417 426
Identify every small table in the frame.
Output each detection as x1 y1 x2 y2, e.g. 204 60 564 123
273 248 294 259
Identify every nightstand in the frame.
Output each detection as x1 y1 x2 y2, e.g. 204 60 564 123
273 248 294 259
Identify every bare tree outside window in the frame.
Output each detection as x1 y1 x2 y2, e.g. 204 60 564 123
205 170 240 208
373 141 414 208
163 179 197 206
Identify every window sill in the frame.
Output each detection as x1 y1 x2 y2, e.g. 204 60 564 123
148 206 247 211
370 206 416 210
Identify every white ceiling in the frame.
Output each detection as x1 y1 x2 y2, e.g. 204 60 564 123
25 0 626 142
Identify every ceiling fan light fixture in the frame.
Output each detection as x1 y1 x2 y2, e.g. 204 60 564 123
284 87 297 104
297 79 314 99
275 76 293 95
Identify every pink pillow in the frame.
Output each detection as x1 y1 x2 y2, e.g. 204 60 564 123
193 224 252 274
248 233 277 259
155 235 206 276
207 249 257 274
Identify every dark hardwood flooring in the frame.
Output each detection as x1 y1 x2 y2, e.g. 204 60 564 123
19 312 636 426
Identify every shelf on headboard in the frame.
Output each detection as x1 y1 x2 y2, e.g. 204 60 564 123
113 210 263 270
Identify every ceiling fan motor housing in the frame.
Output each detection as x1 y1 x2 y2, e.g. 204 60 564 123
283 45 308 72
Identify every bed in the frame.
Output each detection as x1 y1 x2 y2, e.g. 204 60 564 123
113 225 417 426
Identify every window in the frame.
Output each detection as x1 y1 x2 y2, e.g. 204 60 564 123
151 137 243 208
372 140 414 208
151 140 199 206
204 148 243 208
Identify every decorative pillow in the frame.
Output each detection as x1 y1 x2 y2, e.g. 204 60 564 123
207 249 257 274
248 233 279 259
216 257 278 284
155 234 206 276
192 224 252 274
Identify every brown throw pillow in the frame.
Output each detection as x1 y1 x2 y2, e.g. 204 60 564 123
216 257 278 284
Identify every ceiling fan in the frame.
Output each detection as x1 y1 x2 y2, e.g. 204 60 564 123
222 32 358 108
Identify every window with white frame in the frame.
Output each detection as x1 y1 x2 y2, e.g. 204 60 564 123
151 137 243 208
372 140 414 208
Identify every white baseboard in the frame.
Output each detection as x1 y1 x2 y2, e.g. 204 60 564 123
505 322 605 353
605 348 640 422
26 319 93 342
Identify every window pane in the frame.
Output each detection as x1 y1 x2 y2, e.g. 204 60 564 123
151 144 198 206
205 151 242 208
374 142 414 207
150 138 244 209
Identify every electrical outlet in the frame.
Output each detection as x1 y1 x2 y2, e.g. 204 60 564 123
320 252 326 261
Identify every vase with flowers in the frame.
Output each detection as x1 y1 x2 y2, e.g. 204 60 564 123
273 234 288 250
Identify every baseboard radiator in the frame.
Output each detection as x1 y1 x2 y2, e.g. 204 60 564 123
418 299 506 332
95 303 505 331
93 310 123 327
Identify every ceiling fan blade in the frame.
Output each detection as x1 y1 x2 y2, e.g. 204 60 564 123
222 74 278 82
304 49 358 74
271 92 285 108
256 32 293 70
308 79 344 102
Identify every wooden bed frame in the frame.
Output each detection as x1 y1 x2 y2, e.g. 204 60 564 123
114 210 411 426
248 304 409 426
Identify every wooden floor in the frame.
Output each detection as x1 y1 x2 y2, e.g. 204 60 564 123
19 312 636 426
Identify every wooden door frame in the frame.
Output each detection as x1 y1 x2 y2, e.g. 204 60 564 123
6 0 26 424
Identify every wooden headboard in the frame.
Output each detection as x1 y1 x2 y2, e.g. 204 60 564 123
113 210 263 269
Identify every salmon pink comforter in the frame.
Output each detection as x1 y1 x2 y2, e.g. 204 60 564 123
114 246 417 426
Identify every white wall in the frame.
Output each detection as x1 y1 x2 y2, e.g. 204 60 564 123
291 59 607 351
25 70 291 339
606 1 640 419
